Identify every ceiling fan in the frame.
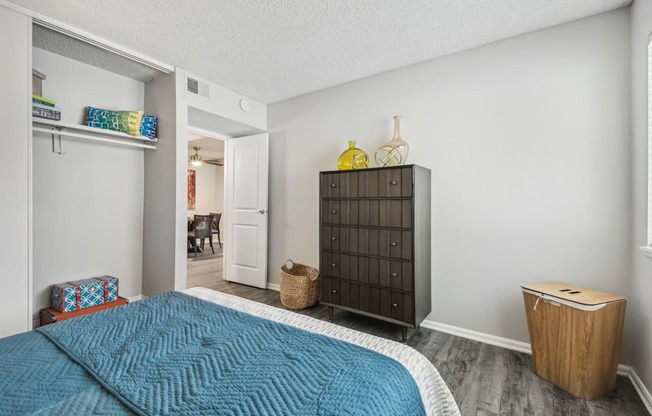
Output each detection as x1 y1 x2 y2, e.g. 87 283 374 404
189 147 203 166
204 158 224 166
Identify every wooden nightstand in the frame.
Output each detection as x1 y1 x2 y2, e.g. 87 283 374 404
40 297 128 326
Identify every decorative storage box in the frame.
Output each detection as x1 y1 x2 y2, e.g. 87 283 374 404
51 276 119 313
522 282 626 400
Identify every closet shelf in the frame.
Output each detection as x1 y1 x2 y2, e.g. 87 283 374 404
32 119 158 150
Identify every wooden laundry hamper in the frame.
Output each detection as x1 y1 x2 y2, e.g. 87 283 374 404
280 260 319 310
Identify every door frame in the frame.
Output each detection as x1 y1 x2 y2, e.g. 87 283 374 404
186 126 229 286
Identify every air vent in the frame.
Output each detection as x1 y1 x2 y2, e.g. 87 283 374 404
187 77 199 94
186 77 210 98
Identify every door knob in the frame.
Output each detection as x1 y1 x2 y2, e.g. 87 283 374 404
258 209 267 214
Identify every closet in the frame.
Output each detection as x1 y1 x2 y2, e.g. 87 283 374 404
0 2 176 336
0 2 268 338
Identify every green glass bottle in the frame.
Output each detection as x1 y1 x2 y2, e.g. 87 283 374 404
337 140 369 170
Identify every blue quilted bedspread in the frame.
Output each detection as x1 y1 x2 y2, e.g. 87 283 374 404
0 331 132 415
24 291 426 416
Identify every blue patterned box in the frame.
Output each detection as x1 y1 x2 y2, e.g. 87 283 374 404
51 276 119 313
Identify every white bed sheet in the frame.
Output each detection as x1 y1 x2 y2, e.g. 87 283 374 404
183 287 460 416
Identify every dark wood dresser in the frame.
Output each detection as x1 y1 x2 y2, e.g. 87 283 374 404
319 164 431 341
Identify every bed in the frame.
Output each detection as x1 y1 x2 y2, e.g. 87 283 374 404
0 287 460 415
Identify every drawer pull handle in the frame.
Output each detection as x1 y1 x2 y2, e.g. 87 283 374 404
332 289 338 294
391 273 398 277
331 210 337 214
331 263 337 267
331 237 336 241
391 242 398 247
392 303 398 308
330 183 337 188
390 181 398 185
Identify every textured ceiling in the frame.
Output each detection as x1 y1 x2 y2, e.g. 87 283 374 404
12 0 631 104
33 25 161 82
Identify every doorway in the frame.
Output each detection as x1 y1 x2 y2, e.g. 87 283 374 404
186 131 225 290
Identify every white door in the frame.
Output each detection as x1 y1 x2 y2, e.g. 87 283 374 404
224 133 269 288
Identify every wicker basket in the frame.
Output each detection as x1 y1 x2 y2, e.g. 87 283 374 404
280 260 319 310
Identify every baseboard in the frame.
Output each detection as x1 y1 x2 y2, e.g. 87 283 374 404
421 319 532 354
126 294 147 303
628 367 652 415
421 320 630 377
266 283 280 291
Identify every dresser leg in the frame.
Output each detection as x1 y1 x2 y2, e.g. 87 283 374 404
328 306 334 321
401 327 408 343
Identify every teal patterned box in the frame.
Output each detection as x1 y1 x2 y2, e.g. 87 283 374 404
51 276 119 313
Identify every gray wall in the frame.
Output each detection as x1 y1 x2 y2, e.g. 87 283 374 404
32 48 145 317
143 72 181 296
629 0 652 393
268 9 632 349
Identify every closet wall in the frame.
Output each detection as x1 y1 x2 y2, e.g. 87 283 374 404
0 4 31 337
32 48 145 319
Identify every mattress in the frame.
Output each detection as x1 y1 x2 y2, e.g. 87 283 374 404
0 287 460 415
184 287 460 416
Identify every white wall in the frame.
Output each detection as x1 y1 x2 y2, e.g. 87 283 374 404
0 4 31 337
268 9 632 351
32 48 144 317
188 163 224 218
629 0 652 394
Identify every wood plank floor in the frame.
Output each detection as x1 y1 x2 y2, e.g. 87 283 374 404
187 249 648 416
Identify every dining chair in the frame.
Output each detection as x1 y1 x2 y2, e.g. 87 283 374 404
187 214 214 257
210 212 223 248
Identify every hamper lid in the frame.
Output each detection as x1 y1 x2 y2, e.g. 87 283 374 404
521 281 625 305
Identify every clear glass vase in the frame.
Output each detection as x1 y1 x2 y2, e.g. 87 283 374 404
374 115 409 167
337 140 369 170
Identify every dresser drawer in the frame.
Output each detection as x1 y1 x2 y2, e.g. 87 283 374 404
321 226 343 252
321 252 341 277
379 167 413 198
321 278 367 312
322 226 369 253
321 253 412 291
320 253 375 284
378 199 412 228
321 280 415 325
323 228 412 260
321 276 341 305
321 200 338 224
379 259 413 291
321 172 345 198
321 172 365 198
379 289 415 324
378 230 412 260
321 252 378 282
